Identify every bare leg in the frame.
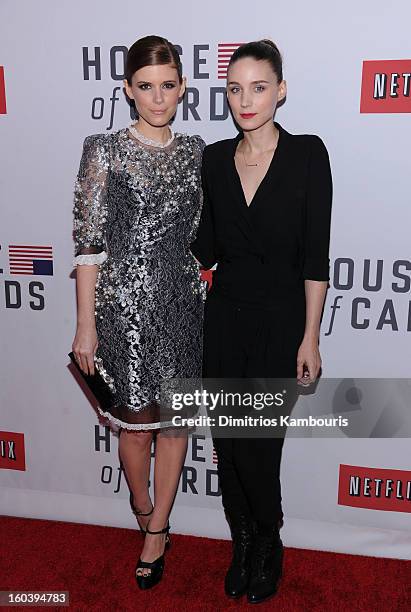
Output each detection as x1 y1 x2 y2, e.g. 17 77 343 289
119 429 153 531
137 430 188 576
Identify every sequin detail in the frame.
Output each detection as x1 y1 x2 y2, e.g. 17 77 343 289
72 129 206 430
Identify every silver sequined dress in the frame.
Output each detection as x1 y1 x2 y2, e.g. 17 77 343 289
72 128 207 430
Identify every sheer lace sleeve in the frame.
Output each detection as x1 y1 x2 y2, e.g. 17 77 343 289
187 134 207 267
72 134 110 266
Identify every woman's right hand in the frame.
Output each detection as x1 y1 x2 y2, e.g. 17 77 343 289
72 324 98 375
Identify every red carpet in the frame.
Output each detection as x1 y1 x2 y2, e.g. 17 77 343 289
1 516 410 611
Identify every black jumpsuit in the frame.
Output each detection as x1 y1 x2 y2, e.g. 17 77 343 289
190 122 332 529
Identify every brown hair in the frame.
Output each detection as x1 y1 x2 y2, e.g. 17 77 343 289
125 35 182 84
228 39 283 83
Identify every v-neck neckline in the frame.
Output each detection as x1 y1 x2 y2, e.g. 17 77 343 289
232 123 282 210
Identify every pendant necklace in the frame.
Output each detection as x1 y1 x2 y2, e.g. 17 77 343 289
243 151 258 167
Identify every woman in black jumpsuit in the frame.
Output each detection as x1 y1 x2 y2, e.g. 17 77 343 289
190 40 332 604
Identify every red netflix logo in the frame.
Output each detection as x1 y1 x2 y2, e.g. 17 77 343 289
0 67 6 114
360 60 411 113
0 431 26 471
338 464 411 513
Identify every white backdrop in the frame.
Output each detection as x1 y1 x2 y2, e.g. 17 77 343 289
1 0 410 560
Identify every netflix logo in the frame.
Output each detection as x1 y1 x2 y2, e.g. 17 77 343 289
360 60 411 113
0 67 6 114
338 464 411 513
0 431 26 471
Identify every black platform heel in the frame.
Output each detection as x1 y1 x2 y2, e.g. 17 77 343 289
135 522 171 590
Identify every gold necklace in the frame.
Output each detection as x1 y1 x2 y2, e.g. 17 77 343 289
240 134 279 167
242 151 258 167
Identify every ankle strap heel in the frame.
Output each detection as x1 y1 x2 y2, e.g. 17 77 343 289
129 491 154 534
145 523 170 535
146 521 171 551
135 521 171 590
135 507 154 517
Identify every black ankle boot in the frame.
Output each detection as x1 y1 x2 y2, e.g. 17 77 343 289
224 513 255 599
247 525 283 604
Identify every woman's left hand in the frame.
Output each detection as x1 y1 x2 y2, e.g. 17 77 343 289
296 337 322 386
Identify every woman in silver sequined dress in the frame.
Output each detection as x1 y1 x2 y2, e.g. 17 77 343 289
71 36 205 590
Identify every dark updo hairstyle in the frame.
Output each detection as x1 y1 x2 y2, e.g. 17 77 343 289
228 39 283 83
125 35 183 85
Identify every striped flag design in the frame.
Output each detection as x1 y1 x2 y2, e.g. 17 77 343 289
9 244 54 276
0 67 6 114
212 446 218 464
217 43 244 79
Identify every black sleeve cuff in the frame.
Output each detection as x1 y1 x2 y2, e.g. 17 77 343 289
189 242 216 270
302 257 330 281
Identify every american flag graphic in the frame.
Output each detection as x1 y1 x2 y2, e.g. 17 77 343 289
9 244 54 276
217 43 244 79
0 66 6 114
212 446 218 465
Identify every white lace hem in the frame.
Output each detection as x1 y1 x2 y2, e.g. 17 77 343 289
96 404 176 431
73 251 108 266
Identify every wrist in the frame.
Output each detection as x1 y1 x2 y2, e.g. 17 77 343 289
303 331 319 344
77 317 96 330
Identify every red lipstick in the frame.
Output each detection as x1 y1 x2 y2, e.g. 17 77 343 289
240 113 257 119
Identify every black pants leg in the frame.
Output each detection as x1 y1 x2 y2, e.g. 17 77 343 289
203 292 298 526
233 437 285 528
213 437 251 517
204 294 253 517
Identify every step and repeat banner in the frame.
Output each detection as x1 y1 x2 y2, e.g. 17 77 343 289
1 1 410 559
